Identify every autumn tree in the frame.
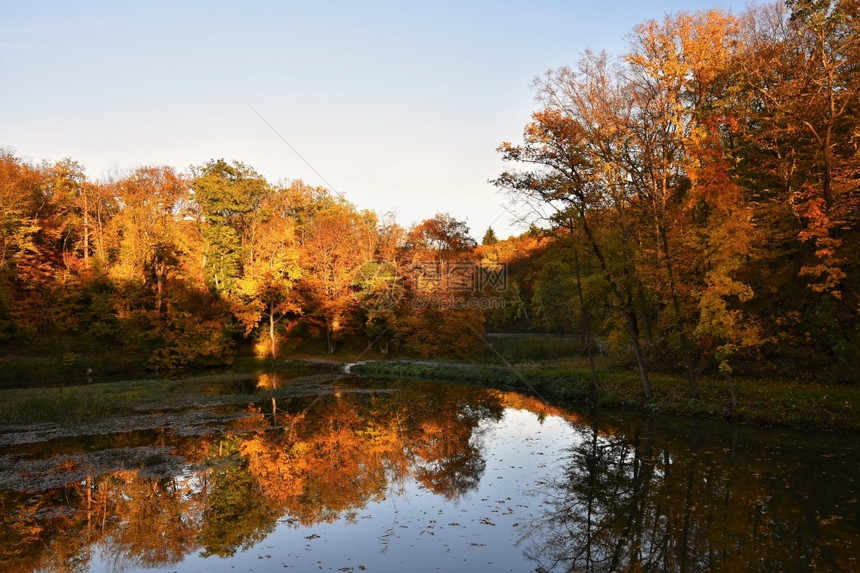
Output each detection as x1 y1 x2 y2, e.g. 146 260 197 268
292 187 377 353
497 8 786 393
404 212 476 263
496 55 656 398
191 159 268 292
395 213 484 358
0 152 67 336
43 158 109 272
109 166 188 312
736 0 859 378
354 214 405 354
622 10 750 396
0 151 44 337
233 186 302 358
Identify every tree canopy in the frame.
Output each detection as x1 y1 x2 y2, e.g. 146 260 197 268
0 0 856 384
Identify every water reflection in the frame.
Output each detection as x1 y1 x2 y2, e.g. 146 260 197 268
0 381 505 571
522 416 859 572
0 378 856 572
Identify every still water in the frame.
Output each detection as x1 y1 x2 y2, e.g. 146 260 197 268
0 376 856 572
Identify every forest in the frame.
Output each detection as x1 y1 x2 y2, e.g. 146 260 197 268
1 0 857 392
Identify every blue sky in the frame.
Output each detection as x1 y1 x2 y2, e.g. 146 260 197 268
2 0 745 239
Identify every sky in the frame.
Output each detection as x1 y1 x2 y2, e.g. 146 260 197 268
2 0 745 240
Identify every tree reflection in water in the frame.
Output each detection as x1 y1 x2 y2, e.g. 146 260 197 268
0 381 856 572
0 381 504 571
520 415 858 572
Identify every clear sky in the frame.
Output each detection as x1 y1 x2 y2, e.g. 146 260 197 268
2 0 744 240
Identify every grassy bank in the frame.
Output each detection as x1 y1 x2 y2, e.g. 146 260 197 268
350 360 860 433
0 364 335 425
0 373 251 424
2 354 857 432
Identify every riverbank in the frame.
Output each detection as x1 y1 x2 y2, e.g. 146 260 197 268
0 367 347 426
0 354 856 432
343 359 860 433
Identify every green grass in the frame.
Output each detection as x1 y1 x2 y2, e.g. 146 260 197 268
1 353 857 432
0 371 291 425
351 360 860 433
0 361 343 425
0 378 183 424
481 335 590 363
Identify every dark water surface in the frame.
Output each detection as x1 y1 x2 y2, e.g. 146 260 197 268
0 375 856 572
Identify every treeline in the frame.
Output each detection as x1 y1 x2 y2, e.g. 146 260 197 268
1 1 857 387
0 152 496 372
493 0 859 390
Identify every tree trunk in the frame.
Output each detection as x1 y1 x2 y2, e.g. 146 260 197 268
95 186 106 261
154 259 164 313
579 209 653 399
269 301 277 358
727 373 737 414
82 194 90 267
628 321 653 401
658 225 697 398
326 323 336 354
572 246 599 393
86 473 92 532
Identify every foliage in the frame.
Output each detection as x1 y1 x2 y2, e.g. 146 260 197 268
481 226 499 245
0 0 857 388
494 1 858 385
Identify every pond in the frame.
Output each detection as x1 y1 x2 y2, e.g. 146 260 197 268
0 374 857 572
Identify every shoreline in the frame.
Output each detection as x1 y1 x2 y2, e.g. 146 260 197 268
325 359 860 433
0 355 856 433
